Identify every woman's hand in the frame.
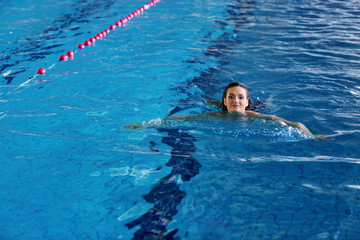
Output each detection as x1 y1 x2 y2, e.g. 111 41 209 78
314 134 332 140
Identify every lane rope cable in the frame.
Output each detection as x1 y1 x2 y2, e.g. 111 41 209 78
3 0 161 98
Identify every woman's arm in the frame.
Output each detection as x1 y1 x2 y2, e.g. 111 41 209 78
125 112 217 129
246 111 327 139
124 117 165 129
125 115 195 129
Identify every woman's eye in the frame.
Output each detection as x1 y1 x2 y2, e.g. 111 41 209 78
229 96 234 99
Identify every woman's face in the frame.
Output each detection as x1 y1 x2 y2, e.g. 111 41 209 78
223 86 249 113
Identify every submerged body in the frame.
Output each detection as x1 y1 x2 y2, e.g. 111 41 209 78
219 83 318 137
126 82 328 139
166 110 318 138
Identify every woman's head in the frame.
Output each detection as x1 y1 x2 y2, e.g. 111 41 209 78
220 82 251 112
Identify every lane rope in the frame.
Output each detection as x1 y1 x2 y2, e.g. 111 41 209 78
37 0 160 75
2 0 161 98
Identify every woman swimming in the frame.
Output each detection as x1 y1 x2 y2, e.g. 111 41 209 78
126 82 327 139
218 82 326 138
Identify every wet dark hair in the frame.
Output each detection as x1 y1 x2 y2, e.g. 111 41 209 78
219 82 252 111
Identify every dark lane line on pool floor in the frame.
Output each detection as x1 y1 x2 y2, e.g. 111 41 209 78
125 128 200 239
124 1 256 239
175 0 256 105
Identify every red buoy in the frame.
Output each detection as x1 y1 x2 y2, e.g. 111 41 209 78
115 21 121 26
89 37 96 42
105 29 110 34
110 24 116 30
78 44 85 49
66 51 74 57
59 54 68 61
37 68 46 74
84 40 91 46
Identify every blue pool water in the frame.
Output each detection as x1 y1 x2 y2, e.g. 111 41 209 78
1 0 360 239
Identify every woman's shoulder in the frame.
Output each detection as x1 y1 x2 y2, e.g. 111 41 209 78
245 111 277 120
245 110 262 117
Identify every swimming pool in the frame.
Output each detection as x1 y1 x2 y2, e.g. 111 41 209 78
1 0 360 239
